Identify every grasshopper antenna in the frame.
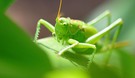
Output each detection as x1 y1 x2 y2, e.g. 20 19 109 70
57 0 62 20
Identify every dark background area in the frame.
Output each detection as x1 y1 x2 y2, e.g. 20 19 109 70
7 0 106 38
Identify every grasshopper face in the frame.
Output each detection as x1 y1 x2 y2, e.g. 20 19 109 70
55 17 70 43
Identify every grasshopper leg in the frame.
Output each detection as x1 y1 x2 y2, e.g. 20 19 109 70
104 20 123 65
58 39 79 55
88 10 111 26
34 19 55 42
58 39 96 66
86 18 123 44
87 11 123 65
88 10 111 45
86 18 123 65
71 42 96 66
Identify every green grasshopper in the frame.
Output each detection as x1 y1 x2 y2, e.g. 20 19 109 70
34 0 123 63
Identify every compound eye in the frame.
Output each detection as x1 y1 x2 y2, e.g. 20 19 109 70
59 20 67 26
59 18 64 23
52 32 56 37
59 18 68 26
63 23 67 26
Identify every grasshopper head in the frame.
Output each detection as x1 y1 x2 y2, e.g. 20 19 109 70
55 17 70 43
54 0 70 44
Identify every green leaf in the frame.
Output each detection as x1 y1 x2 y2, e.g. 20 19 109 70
0 0 52 78
44 69 89 78
38 37 135 78
38 37 89 68
0 0 14 13
119 50 135 78
38 38 92 78
89 49 135 78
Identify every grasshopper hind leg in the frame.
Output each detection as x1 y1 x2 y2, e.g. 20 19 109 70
88 10 112 45
104 20 123 65
86 18 123 66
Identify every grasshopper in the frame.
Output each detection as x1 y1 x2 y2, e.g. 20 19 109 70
34 0 123 64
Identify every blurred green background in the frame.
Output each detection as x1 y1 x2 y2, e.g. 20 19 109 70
0 0 135 78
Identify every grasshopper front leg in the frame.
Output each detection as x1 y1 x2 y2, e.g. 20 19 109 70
34 19 55 42
58 39 96 66
58 39 96 55
58 39 79 55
